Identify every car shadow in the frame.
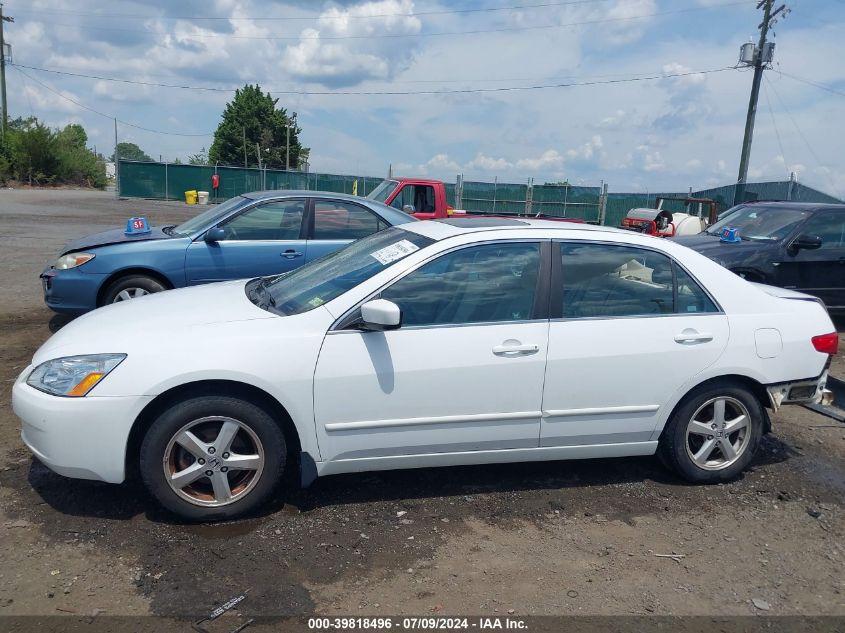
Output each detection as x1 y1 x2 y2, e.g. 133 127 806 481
19 432 798 525
48 313 77 333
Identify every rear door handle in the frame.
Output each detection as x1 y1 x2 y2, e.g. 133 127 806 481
282 250 304 259
674 330 713 344
493 343 539 356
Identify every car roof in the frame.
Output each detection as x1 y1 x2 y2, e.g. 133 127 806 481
400 217 630 241
391 177 444 185
740 201 845 211
243 190 371 202
239 189 415 227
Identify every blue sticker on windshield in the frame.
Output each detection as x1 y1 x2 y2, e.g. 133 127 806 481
720 227 741 243
125 217 151 235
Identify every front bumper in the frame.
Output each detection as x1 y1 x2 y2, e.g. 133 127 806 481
41 266 107 314
12 368 154 483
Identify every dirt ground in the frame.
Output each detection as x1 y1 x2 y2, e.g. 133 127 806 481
0 189 843 623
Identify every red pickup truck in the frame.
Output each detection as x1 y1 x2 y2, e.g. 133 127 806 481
366 177 584 222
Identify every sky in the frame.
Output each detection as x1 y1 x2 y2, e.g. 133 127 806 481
4 0 845 196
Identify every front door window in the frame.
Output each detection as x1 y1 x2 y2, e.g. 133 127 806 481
381 242 541 325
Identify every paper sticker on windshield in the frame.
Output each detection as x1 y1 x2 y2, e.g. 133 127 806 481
370 239 420 265
308 297 325 307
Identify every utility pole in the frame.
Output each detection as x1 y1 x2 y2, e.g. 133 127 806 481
113 118 119 198
0 5 14 139
734 0 788 206
242 126 247 168
286 111 297 171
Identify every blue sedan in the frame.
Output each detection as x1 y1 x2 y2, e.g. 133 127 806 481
41 191 415 314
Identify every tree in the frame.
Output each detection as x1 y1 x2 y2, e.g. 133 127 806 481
188 147 209 165
0 118 105 188
209 84 301 169
7 117 58 185
54 123 106 188
56 123 88 149
110 142 152 162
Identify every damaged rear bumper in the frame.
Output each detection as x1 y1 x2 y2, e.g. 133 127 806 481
767 371 834 412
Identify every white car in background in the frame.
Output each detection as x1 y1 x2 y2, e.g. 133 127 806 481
13 218 837 521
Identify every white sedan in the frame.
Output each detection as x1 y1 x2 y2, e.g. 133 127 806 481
13 219 838 521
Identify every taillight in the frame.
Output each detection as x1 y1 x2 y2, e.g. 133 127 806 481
811 332 839 355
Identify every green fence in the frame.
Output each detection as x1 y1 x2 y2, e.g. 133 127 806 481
118 161 385 201
118 160 605 222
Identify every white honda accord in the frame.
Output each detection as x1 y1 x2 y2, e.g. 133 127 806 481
13 218 838 521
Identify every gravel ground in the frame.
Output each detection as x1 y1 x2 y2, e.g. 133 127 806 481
0 189 843 622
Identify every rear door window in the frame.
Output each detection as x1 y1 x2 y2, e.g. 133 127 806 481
559 242 717 318
313 201 383 240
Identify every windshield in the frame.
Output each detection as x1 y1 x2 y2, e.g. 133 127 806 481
171 196 249 237
367 180 400 204
260 227 434 315
705 205 809 241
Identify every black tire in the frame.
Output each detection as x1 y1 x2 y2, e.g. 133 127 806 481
140 395 286 521
658 380 764 483
101 274 167 305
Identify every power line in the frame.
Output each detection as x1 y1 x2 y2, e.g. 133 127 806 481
765 74 842 198
11 66 213 137
776 69 845 98
2 0 619 21
10 62 736 96
762 80 789 178
22 2 749 42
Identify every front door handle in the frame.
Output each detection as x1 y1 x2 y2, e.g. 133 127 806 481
282 250 304 259
493 342 539 356
674 330 713 344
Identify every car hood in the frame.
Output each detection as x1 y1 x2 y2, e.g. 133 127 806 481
33 280 274 363
673 234 773 263
61 226 174 254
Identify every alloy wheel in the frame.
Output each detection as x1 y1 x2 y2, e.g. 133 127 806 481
162 416 265 507
113 287 150 302
685 396 751 471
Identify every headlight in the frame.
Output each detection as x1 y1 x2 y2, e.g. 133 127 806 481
55 252 95 270
27 354 126 397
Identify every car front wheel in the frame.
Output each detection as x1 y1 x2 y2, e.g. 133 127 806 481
140 395 286 521
659 381 765 483
102 274 167 305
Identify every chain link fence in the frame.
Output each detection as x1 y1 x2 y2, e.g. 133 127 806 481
118 161 606 223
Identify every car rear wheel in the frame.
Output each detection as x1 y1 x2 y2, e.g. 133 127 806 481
659 381 764 483
140 396 286 521
102 274 167 305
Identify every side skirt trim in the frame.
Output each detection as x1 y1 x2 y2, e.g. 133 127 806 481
315 441 658 477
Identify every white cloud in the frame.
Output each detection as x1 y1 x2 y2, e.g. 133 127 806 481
425 153 462 172
282 0 421 86
20 84 80 114
598 110 627 128
515 149 565 171
566 136 604 161
466 153 512 171
603 0 658 45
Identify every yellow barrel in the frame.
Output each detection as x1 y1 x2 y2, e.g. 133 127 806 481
185 190 198 205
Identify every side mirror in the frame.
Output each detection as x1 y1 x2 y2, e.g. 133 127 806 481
360 299 401 331
790 233 822 254
402 204 416 214
204 227 226 243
